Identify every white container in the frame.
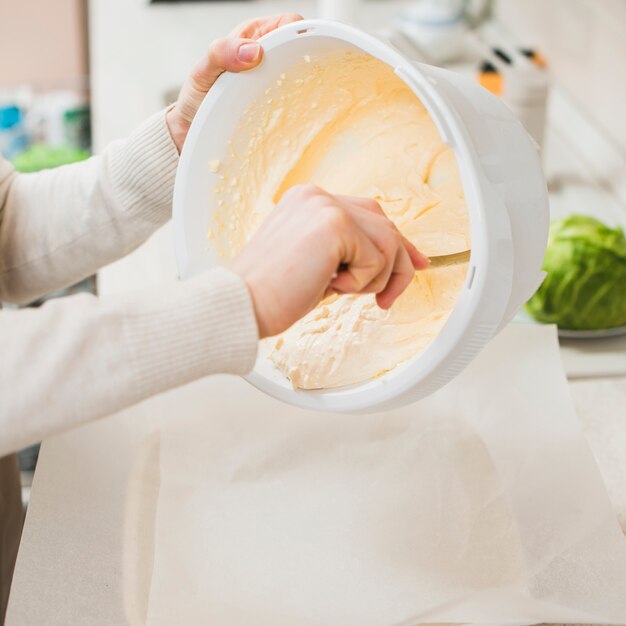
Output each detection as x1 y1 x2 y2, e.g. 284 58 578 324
318 0 359 24
396 0 468 64
502 59 550 148
173 20 549 413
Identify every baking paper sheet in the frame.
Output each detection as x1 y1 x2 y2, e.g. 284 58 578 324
146 324 626 625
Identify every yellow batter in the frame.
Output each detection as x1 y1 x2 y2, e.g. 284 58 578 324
212 52 470 389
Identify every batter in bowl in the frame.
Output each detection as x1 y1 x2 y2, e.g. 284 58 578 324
211 51 470 389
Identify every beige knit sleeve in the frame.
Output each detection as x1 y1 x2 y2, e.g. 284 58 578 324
0 267 259 457
0 109 260 456
0 110 179 305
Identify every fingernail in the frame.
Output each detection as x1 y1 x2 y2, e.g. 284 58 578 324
238 43 261 63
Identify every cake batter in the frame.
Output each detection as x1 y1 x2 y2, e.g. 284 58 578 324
213 52 470 388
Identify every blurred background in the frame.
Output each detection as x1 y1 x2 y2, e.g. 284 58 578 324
2 1 624 182
1 0 625 502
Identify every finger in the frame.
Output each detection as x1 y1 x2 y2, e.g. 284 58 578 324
342 204 402 272
231 13 304 40
201 37 263 88
340 196 430 271
360 257 396 295
175 37 264 126
336 195 385 216
376 246 415 309
330 230 386 294
402 236 430 269
359 231 399 295
338 196 430 269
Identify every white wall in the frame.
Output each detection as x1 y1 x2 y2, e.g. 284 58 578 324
495 0 626 158
88 0 410 149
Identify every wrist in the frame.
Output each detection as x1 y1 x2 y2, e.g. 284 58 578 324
166 104 189 154
231 266 269 339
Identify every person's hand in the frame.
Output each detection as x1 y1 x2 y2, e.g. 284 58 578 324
231 185 430 338
166 13 303 152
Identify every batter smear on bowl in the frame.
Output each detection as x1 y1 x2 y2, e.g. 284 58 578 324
212 52 470 389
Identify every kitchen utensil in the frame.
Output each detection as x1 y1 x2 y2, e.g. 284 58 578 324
340 250 470 276
428 249 471 268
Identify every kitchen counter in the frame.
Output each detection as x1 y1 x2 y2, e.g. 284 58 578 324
6 1 626 623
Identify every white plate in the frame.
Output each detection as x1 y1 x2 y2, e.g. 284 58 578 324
558 325 626 340
514 310 626 340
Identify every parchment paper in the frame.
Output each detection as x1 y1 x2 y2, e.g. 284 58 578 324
146 324 626 625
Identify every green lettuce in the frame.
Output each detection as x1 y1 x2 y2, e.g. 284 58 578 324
525 214 626 330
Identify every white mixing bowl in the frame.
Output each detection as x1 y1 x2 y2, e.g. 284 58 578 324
173 19 549 413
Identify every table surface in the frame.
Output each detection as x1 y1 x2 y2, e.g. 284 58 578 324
6 0 626 623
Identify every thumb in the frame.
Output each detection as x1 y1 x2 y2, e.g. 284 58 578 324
195 38 263 90
174 38 262 127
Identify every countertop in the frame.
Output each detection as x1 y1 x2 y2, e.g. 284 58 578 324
6 0 626 623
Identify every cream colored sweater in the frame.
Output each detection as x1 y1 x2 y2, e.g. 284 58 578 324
0 111 259 457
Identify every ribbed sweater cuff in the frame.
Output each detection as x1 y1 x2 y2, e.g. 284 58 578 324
122 268 259 398
108 109 180 224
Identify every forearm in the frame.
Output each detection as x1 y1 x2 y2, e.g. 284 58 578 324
0 110 179 304
0 268 258 457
